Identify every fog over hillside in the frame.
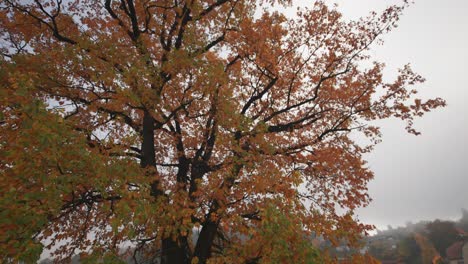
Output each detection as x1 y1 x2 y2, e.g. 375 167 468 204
330 0 468 230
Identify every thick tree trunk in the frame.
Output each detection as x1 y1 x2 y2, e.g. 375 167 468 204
140 110 189 264
141 110 156 169
161 237 189 264
161 158 190 264
194 220 218 264
140 111 189 264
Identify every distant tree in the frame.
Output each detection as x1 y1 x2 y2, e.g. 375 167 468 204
413 233 439 264
426 220 459 257
456 208 468 232
398 235 422 264
368 239 398 261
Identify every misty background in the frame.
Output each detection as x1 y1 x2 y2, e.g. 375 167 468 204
327 0 468 230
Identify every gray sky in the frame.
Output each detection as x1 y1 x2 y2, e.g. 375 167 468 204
322 0 468 230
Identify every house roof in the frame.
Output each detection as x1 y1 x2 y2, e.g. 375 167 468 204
456 227 467 236
446 241 464 260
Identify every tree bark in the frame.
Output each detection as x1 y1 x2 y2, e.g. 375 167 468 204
161 237 189 264
193 154 244 262
194 220 218 264
141 110 156 169
140 110 188 263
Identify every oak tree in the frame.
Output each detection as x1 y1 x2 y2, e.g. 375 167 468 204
0 0 445 263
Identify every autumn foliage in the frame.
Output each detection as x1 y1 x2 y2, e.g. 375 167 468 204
0 0 444 263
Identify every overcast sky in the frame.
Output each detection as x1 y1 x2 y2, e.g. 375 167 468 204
312 0 468 230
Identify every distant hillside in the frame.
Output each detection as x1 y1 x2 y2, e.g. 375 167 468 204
365 209 468 264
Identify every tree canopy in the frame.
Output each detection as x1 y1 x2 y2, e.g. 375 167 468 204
0 0 445 263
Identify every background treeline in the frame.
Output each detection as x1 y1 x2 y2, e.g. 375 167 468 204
364 209 468 263
38 209 468 263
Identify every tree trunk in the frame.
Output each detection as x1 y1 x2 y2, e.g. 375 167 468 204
140 110 189 263
194 219 218 263
141 110 156 169
161 157 190 264
161 237 189 264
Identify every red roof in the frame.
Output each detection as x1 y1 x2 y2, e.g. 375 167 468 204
456 227 467 236
446 241 464 260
